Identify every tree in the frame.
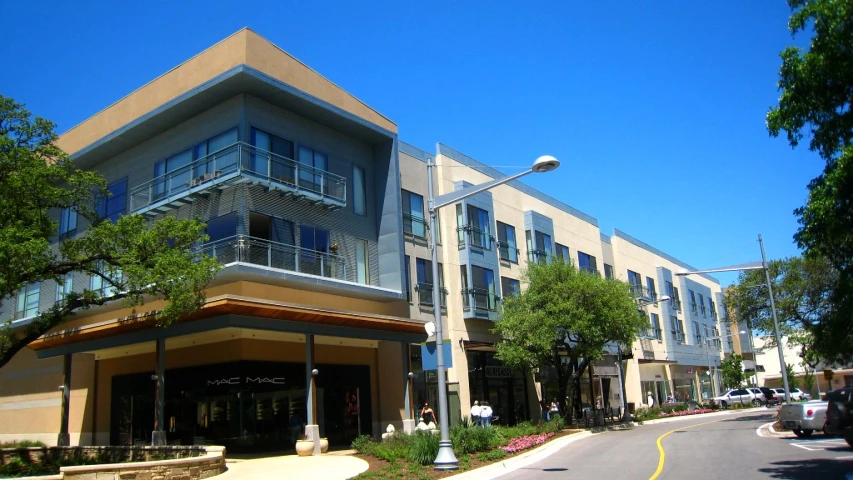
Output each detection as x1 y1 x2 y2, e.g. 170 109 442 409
725 256 835 362
0 96 220 369
720 354 746 390
802 363 816 396
767 0 853 362
785 364 799 395
493 259 644 417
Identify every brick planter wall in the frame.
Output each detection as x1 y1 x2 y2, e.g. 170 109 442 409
61 446 225 480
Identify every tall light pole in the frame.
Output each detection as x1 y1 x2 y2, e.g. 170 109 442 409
706 330 747 396
426 154 560 470
675 234 791 405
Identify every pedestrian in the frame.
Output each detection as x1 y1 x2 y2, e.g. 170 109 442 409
549 397 560 420
647 391 655 408
540 399 549 422
470 400 482 427
420 402 437 428
480 401 493 427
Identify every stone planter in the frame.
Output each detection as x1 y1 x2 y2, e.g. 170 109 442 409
319 438 329 453
295 440 315 456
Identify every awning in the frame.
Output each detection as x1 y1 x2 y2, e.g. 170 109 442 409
638 359 678 364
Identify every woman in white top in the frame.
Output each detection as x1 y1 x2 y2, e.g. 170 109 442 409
480 401 493 427
470 401 482 427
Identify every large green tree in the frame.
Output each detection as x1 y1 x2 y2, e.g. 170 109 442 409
767 0 853 361
720 354 746 390
493 259 644 416
0 96 220 369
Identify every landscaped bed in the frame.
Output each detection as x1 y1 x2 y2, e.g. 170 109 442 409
351 417 581 479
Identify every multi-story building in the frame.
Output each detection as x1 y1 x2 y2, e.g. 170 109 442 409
0 29 729 447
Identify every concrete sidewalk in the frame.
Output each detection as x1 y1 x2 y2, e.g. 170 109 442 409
218 450 368 480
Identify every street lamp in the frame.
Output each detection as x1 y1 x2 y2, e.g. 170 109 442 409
705 330 747 397
675 234 791 405
426 154 560 470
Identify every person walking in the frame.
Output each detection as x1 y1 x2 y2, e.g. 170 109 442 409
470 400 482 427
549 398 560 420
647 391 655 408
480 401 493 427
540 399 549 422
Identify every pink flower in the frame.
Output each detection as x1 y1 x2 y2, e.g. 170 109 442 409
502 432 555 453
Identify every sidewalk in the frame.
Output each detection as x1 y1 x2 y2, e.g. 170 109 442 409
219 450 368 480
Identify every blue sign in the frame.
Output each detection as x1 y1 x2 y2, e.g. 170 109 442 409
421 340 453 371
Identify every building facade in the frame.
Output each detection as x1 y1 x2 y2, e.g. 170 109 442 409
0 29 728 448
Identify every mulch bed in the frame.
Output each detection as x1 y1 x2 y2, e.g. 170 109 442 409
353 429 583 479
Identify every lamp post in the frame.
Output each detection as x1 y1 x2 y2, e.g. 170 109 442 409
675 234 791 405
705 330 747 397
426 154 560 470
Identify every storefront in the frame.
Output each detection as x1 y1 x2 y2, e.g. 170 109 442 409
466 352 529 425
110 361 370 451
670 365 699 402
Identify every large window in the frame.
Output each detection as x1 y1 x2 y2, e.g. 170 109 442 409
402 190 426 238
465 205 491 249
96 178 128 223
59 207 77 240
496 222 519 263
693 321 702 345
689 290 698 314
646 277 657 300
670 316 685 344
710 300 717 317
604 264 614 279
353 165 366 216
355 239 369 285
205 212 238 242
666 282 681 310
91 263 121 298
578 251 597 273
155 128 239 198
415 258 445 307
627 270 642 286
526 230 552 262
501 276 520 298
250 128 294 177
299 226 330 276
55 276 72 305
650 313 662 341
556 243 570 262
468 266 498 312
698 293 706 315
15 283 40 319
298 145 329 193
197 128 239 175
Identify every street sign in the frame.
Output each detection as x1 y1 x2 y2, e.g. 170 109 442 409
421 340 453 371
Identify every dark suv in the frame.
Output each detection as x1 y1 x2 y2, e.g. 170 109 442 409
824 387 853 446
759 387 781 406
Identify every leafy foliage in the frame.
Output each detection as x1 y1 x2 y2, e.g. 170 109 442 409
720 354 746 390
493 259 643 416
786 364 799 393
0 95 219 368
406 431 439 466
802 365 816 394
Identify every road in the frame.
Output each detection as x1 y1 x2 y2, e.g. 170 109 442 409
499 410 853 479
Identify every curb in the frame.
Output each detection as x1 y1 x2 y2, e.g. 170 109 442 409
632 407 769 426
447 431 594 480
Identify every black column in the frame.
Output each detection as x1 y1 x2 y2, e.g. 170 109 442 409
57 354 72 446
152 338 166 445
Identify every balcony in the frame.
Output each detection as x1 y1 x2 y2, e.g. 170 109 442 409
497 241 520 264
457 225 493 250
403 213 428 239
671 331 685 344
691 303 699 315
130 142 347 216
415 283 447 309
670 297 682 312
462 288 501 315
631 284 653 301
580 266 600 276
198 234 346 281
527 249 550 264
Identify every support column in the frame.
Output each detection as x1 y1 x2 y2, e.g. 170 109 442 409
57 354 72 446
152 338 166 446
403 343 415 434
304 334 321 455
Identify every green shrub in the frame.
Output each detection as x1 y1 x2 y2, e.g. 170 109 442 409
351 435 377 456
451 425 500 455
0 439 47 448
541 415 566 434
407 431 439 465
373 432 413 462
674 404 688 412
496 422 539 442
477 449 507 462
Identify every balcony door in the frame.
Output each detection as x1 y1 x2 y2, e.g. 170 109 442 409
298 146 328 194
300 226 330 277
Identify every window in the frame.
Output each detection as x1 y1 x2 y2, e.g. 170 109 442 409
496 222 519 263
698 293 706 315
666 282 681 310
689 290 698 314
297 145 329 193
59 207 77 240
627 270 642 286
670 316 685 344
467 266 498 312
154 149 192 198
402 190 426 238
465 205 491 249
604 264 614 279
650 313 662 341
527 230 552 262
693 321 702 345
646 277 657 300
15 283 40 319
710 300 717 317
205 212 238 242
55 276 73 304
299 226 330 276
91 264 121 298
501 277 520 298
578 251 597 273
556 243 570 262
404 255 411 302
250 128 294 177
353 166 366 216
355 239 369 285
198 128 240 175
96 178 128 223
415 259 445 307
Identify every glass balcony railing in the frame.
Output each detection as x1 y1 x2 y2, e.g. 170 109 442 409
631 284 653 301
497 241 520 263
130 143 347 215
197 234 346 281
670 297 682 311
415 283 447 308
527 249 550 264
580 266 600 276
403 213 428 239
462 288 500 313
457 225 493 250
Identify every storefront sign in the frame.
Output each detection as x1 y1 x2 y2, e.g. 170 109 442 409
485 366 512 378
686 369 694 374
206 377 285 386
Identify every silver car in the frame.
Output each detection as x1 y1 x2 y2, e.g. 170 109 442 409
773 388 813 401
780 401 827 438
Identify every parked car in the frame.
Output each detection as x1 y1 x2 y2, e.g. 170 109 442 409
825 387 853 447
747 387 770 405
709 388 761 408
773 388 813 401
758 387 782 406
780 401 828 438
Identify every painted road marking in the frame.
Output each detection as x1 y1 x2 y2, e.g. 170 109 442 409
756 421 775 438
649 418 725 480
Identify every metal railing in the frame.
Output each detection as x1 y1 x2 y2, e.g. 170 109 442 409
527 249 550 263
670 297 682 311
415 283 447 308
691 303 699 315
672 331 685 344
694 334 703 345
631 284 652 300
130 142 347 213
580 266 600 276
497 241 520 263
462 287 500 312
457 225 493 250
197 234 346 280
403 213 428 239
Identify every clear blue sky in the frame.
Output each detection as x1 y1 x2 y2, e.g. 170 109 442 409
0 0 821 286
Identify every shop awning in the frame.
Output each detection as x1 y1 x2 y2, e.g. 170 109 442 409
638 359 678 365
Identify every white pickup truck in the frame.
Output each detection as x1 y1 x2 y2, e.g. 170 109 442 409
779 401 828 438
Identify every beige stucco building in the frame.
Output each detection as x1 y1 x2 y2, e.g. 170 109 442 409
1 29 730 448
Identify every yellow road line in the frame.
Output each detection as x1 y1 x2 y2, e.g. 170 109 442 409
649 418 726 480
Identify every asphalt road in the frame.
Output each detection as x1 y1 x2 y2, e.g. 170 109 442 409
499 410 853 479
